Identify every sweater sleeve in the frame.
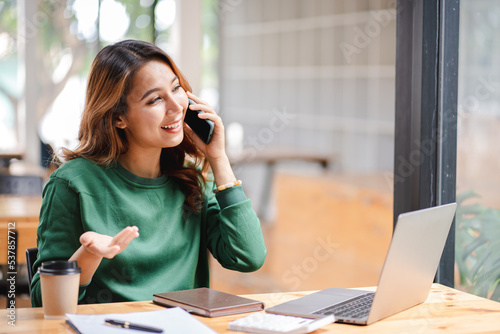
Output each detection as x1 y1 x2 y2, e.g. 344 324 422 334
30 176 88 307
204 184 267 272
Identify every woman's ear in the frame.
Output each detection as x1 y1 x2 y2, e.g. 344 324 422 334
114 115 127 129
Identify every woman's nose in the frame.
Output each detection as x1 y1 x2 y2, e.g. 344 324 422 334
165 96 183 114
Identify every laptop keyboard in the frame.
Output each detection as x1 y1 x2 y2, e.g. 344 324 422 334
312 292 375 319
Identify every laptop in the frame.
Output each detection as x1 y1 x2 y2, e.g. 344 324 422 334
266 202 457 325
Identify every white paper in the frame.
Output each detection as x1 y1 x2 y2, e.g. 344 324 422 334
65 307 217 334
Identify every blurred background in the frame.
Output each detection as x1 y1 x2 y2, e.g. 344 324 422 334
0 0 499 307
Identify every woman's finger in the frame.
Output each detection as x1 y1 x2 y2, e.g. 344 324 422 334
111 226 139 243
189 103 216 115
186 91 208 106
110 226 139 250
186 92 217 115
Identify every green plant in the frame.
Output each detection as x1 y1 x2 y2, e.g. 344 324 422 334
456 190 500 301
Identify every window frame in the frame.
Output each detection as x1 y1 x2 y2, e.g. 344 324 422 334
394 0 460 286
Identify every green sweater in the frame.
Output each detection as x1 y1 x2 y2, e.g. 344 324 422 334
31 158 266 306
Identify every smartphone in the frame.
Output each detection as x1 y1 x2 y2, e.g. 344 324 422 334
184 98 214 144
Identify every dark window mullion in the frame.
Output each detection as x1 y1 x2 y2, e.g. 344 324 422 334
395 0 459 287
435 0 459 287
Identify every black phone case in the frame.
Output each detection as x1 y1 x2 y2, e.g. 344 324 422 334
185 99 214 144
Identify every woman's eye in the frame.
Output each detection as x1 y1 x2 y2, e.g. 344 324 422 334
147 96 161 105
173 85 182 92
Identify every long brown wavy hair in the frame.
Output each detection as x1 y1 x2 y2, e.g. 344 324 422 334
62 39 208 212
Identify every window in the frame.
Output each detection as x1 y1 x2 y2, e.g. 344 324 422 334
215 0 396 293
455 0 500 301
0 0 177 165
0 1 18 153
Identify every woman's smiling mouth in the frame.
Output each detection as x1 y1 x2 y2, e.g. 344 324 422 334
161 119 182 132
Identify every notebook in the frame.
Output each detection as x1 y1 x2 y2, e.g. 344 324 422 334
266 203 457 325
153 287 264 317
65 307 217 334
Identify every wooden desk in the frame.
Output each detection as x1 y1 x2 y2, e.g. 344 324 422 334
0 195 42 264
2 284 500 333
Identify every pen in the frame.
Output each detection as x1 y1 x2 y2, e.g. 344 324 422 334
104 319 164 333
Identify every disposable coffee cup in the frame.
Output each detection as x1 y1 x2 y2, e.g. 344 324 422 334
39 261 81 319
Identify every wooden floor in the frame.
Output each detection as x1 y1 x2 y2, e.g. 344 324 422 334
2 171 393 308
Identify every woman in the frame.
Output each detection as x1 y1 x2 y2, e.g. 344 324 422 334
30 39 266 306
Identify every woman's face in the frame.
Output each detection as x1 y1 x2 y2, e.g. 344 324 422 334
116 59 189 151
